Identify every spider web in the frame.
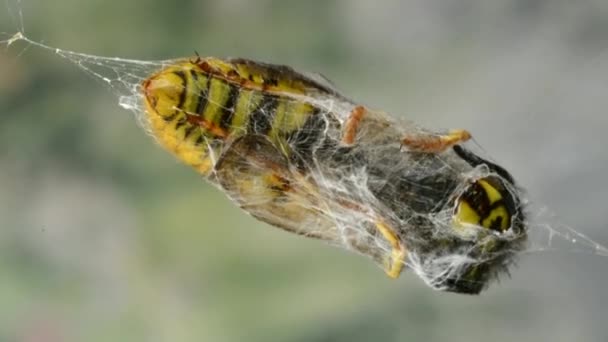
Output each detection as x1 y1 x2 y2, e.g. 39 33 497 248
3 9 607 294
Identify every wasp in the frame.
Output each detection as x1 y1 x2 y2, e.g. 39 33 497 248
142 57 527 294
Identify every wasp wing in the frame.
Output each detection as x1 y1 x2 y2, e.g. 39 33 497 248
214 134 339 240
227 58 353 101
215 134 397 269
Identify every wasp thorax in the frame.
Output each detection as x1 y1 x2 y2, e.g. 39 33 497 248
143 70 186 118
453 176 517 233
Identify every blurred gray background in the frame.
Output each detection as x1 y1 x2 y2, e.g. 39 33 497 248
1 1 608 341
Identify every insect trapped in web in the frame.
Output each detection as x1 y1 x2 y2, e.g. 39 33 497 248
3 19 607 295
139 56 526 294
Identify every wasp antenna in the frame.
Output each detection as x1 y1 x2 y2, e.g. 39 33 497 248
190 50 202 64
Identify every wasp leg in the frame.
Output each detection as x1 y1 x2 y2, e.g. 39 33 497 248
333 198 407 277
375 221 407 279
401 129 471 153
342 105 366 145
185 112 229 138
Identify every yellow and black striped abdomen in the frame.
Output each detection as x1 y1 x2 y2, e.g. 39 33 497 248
143 60 322 176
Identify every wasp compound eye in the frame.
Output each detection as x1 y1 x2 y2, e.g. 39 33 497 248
453 176 517 233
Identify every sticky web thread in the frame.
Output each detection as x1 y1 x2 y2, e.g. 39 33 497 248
3 28 607 293
1 30 174 132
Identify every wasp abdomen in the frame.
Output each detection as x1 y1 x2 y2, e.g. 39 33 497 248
144 60 326 175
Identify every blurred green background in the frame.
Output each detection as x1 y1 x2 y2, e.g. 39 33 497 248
2 1 608 341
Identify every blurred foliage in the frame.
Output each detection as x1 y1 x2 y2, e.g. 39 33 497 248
1 1 608 341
